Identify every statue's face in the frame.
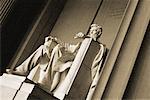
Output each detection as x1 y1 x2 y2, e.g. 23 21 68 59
44 36 58 51
89 24 102 40
89 26 101 35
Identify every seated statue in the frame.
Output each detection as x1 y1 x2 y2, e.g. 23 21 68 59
6 35 80 92
6 24 106 97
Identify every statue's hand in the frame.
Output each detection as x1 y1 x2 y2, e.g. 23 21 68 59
6 68 25 75
74 32 85 39
6 69 13 74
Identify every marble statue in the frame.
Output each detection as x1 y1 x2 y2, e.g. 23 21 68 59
6 35 80 92
6 24 107 100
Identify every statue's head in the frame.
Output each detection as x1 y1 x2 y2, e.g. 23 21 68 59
89 24 102 41
44 36 58 50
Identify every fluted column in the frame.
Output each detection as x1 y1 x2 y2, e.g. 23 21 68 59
0 0 16 25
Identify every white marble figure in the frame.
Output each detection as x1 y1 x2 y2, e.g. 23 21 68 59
6 24 106 100
6 36 80 92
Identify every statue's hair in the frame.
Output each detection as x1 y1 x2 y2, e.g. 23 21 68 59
90 24 102 32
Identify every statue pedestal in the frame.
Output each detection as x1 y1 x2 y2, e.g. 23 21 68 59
0 73 26 100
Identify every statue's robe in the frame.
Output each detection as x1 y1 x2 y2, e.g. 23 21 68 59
10 42 80 93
